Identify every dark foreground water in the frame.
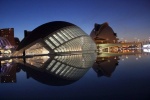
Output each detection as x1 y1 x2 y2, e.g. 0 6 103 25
0 52 150 100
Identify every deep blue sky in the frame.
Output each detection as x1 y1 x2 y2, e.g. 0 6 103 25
0 0 150 41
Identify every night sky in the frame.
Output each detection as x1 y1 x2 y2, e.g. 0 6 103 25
0 0 150 42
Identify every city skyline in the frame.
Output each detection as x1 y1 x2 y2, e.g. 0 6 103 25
0 0 150 42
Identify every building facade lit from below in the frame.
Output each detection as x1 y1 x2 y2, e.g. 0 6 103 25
0 28 16 46
14 21 97 56
0 37 13 54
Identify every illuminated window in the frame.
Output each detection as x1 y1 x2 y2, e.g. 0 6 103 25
53 34 64 44
60 30 71 39
49 37 60 46
45 39 55 49
57 32 68 41
63 29 74 38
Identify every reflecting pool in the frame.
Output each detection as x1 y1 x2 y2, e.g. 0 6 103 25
0 51 150 100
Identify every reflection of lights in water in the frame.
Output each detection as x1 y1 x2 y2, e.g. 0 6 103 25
126 56 128 59
122 59 124 61
143 44 150 48
143 49 150 53
136 58 138 60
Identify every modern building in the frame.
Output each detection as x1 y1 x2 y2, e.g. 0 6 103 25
14 21 97 56
90 22 118 44
14 37 20 48
90 22 119 52
0 28 16 46
0 37 13 53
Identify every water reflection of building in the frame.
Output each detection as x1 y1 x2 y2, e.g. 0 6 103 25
92 56 119 77
15 53 96 86
13 21 97 56
0 60 20 83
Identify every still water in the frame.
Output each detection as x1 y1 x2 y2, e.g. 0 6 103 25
0 52 150 100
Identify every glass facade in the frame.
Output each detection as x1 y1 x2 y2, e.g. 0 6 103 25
14 22 97 56
44 26 97 54
25 43 49 55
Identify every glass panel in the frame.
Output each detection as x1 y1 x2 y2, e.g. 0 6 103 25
45 39 55 49
57 32 68 41
65 28 76 38
53 34 64 44
49 37 60 46
60 30 71 39
63 29 74 38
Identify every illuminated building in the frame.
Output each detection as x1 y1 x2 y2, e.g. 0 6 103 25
0 28 15 46
0 37 12 53
90 22 119 52
14 21 97 56
90 22 118 44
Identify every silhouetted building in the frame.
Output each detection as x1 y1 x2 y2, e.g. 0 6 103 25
92 56 119 77
24 30 31 38
0 28 15 46
14 21 97 56
90 22 118 44
14 37 20 48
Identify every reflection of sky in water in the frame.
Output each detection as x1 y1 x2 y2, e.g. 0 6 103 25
0 53 150 99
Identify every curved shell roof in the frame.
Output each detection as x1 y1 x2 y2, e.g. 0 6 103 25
90 22 114 38
17 21 75 50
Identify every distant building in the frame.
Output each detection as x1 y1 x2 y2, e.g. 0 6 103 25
14 37 20 48
0 37 12 53
90 22 118 44
0 28 16 46
14 21 97 56
24 30 32 38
